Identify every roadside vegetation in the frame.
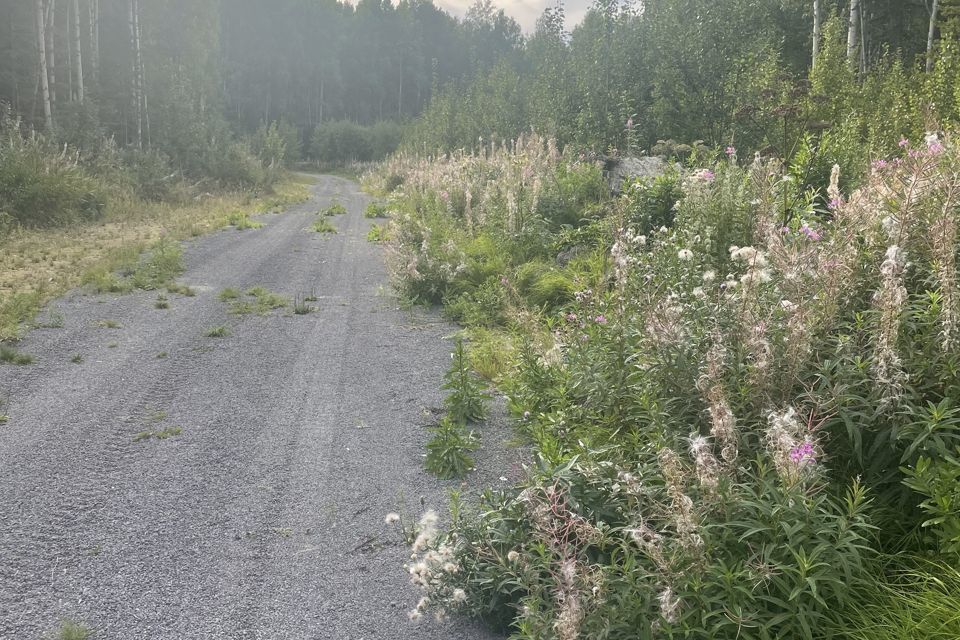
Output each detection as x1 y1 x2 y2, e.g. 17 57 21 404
375 4 960 637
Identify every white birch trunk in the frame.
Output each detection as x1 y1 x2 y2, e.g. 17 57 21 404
927 0 940 72
847 0 861 68
36 0 53 129
72 0 83 102
46 0 56 106
813 0 822 68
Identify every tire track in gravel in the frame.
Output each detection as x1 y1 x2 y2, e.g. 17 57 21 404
0 176 502 640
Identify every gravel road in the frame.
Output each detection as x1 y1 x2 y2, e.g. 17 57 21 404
0 176 503 640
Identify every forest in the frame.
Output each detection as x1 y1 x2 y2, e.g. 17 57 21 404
2 0 960 638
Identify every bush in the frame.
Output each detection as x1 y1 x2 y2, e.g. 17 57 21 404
0 115 106 228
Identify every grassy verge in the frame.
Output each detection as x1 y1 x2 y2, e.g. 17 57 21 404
0 177 309 340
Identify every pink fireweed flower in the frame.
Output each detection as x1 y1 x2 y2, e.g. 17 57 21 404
594 315 607 325
789 442 816 464
800 224 821 241
898 137 910 148
696 169 716 182
725 146 736 157
828 198 842 210
872 159 888 170
566 312 578 322
625 117 634 130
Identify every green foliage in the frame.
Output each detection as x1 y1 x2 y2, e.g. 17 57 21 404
0 345 34 365
836 559 960 640
443 339 490 424
321 202 348 216
228 287 288 315
366 224 389 243
311 121 402 165
424 416 478 479
364 202 389 218
625 172 683 233
204 325 230 338
227 212 263 230
311 218 337 234
53 619 92 640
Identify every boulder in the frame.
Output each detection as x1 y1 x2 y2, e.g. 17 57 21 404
606 156 668 193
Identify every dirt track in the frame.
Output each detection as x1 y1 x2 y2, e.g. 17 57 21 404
0 176 500 639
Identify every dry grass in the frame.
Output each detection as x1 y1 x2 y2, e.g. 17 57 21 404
0 179 309 340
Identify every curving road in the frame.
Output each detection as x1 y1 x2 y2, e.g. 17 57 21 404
0 176 498 639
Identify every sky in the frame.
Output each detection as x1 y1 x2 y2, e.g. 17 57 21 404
433 0 592 33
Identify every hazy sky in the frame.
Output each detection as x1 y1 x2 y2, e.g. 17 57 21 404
434 0 592 32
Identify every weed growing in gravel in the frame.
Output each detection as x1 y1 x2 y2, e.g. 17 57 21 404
156 351 168 358
320 202 347 216
133 426 182 442
311 219 337 234
227 212 263 230
0 345 34 365
70 354 83 364
293 294 315 315
106 342 118 348
229 286 288 315
218 288 241 301
443 339 490 424
364 202 389 218
366 224 389 243
35 312 64 329
166 283 196 297
424 416 477 479
96 319 121 329
155 294 170 309
205 325 230 338
304 289 319 302
0 414 8 424
54 619 91 640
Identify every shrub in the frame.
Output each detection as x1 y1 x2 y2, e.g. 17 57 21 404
443 339 491 424
424 416 478 479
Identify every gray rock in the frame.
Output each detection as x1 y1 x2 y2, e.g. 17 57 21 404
607 156 668 193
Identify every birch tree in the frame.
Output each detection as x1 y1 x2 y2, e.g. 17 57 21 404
71 0 83 102
927 0 940 72
813 0 822 68
35 0 53 129
847 0 861 70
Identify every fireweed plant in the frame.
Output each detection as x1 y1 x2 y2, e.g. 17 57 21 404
374 133 960 638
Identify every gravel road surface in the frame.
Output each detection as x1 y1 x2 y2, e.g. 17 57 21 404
0 176 503 640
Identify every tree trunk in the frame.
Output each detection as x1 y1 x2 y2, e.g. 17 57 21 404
813 0 822 68
88 0 99 81
847 0 861 69
129 0 142 148
927 0 940 72
36 0 53 130
71 0 83 102
46 0 56 107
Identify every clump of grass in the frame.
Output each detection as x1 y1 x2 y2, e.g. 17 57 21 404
36 312 64 329
106 342 118 348
133 426 183 442
466 328 515 383
424 416 477 479
311 218 337 234
154 294 169 309
128 239 185 290
205 325 230 338
320 202 347 216
218 287 241 301
293 294 315 315
166 282 196 297
156 351 168 358
227 211 263 230
229 286 288 315
96 319 121 329
0 414 8 424
364 201 389 218
366 224 389 243
70 354 83 364
0 291 44 341
0 345 35 365
304 289 319 302
54 619 92 640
